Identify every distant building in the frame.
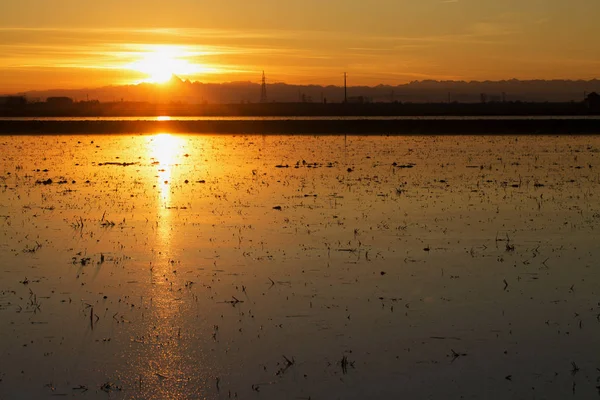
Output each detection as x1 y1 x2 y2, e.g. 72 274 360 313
300 93 313 103
46 97 74 106
0 96 27 107
586 92 600 112
347 96 371 104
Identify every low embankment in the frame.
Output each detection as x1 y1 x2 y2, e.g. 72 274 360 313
0 118 599 135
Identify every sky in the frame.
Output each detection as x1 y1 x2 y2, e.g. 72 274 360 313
1 0 599 92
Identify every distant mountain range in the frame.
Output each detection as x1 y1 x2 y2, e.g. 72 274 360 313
6 76 600 104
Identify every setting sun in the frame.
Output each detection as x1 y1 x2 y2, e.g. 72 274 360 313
128 47 199 83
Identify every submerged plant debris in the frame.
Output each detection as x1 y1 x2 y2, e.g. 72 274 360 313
1 133 600 399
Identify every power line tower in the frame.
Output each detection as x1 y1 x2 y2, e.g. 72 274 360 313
260 71 268 103
344 72 348 103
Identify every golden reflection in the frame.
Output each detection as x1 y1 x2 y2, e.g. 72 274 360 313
148 133 183 206
143 133 192 399
147 133 185 247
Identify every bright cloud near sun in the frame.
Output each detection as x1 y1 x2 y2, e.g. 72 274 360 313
126 46 218 83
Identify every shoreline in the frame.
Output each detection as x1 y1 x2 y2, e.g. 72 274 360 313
1 118 599 134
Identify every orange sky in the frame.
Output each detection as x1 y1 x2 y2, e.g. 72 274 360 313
1 0 599 92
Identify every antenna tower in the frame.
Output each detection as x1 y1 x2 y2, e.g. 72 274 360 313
260 71 268 103
344 72 348 103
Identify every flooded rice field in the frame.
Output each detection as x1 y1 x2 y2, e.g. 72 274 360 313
1 133 600 399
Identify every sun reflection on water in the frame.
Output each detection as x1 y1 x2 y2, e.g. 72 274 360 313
147 133 185 251
148 133 183 207
143 133 190 397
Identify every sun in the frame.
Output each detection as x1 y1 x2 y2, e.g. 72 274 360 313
129 47 198 84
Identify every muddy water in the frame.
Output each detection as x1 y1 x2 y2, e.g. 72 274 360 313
1 134 600 399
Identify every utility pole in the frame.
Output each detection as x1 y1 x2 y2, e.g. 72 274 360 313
260 71 268 103
344 72 347 103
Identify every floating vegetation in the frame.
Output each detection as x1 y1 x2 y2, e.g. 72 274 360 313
0 133 599 399
97 162 139 167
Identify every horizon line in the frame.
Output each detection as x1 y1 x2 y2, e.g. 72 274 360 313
4 76 600 96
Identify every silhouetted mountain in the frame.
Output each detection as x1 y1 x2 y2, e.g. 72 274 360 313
5 76 600 104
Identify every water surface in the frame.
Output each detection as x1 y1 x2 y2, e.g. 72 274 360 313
2 115 600 121
1 134 600 399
